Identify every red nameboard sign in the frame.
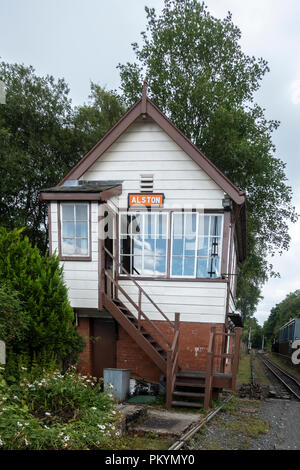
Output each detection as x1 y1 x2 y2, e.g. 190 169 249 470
128 193 164 207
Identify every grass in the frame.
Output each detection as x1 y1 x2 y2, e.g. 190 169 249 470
113 434 172 450
237 353 252 385
188 397 269 450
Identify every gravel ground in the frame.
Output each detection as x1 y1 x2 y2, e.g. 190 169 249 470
249 399 300 450
187 397 300 450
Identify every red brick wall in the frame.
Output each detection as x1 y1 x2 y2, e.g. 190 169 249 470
116 321 225 383
77 318 92 375
76 318 226 382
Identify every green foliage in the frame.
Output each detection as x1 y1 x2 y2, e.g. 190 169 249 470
263 290 300 344
242 316 263 349
0 227 85 373
0 366 122 450
0 285 28 344
72 83 125 155
118 0 297 317
0 62 124 252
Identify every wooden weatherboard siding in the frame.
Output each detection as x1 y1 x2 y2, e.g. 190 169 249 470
50 201 99 309
117 280 227 324
80 117 225 209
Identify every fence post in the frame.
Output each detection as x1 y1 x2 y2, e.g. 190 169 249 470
166 350 172 409
231 327 242 390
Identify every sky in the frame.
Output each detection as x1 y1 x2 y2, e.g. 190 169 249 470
1 0 299 325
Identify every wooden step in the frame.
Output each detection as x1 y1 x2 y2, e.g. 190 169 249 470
177 371 206 379
175 381 205 388
173 391 205 398
171 400 203 408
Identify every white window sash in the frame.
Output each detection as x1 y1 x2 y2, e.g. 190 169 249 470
60 203 90 257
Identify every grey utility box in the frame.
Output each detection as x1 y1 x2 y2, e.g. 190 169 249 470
103 368 130 402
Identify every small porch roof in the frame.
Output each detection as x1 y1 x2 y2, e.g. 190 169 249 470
39 180 122 201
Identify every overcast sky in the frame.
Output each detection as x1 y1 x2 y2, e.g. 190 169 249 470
1 0 300 325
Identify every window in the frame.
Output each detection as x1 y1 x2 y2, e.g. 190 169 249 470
119 211 223 278
120 212 168 276
61 203 89 257
171 213 223 278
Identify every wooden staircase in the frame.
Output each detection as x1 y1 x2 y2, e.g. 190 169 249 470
102 246 242 410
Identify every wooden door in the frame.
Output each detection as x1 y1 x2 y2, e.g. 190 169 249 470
92 318 116 378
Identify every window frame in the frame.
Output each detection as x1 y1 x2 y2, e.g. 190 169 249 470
119 211 169 277
170 211 224 279
58 202 92 261
118 210 224 280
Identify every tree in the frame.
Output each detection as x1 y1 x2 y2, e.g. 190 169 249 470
0 227 85 371
263 290 300 345
72 82 126 155
118 0 297 316
0 62 124 252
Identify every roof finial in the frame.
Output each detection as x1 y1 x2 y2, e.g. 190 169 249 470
141 78 148 115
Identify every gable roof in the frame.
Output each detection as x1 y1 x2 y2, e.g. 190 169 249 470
58 90 246 206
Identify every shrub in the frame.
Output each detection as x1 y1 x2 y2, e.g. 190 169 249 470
0 285 28 344
0 227 85 374
0 366 122 450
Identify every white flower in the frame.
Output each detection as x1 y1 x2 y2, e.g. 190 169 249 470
17 422 23 427
63 436 70 442
13 395 18 400
0 438 3 446
44 425 49 429
97 424 105 430
25 438 29 446
111 410 116 415
91 407 97 410
45 412 51 416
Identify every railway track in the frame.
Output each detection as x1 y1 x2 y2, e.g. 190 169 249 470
258 353 300 401
168 395 233 450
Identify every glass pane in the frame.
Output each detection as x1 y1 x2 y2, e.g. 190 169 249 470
172 238 183 256
210 237 220 257
120 255 131 274
198 237 209 257
184 236 196 255
197 258 208 277
132 256 142 275
143 256 155 275
202 215 210 236
171 256 183 277
210 256 221 277
154 257 166 275
62 238 75 255
183 257 195 276
185 213 197 235
144 237 155 257
156 238 167 256
120 236 131 255
62 204 74 221
133 236 143 256
76 204 88 221
158 214 167 236
120 214 129 235
62 222 75 237
211 216 222 236
76 238 88 255
76 221 88 238
144 213 156 237
131 213 143 235
173 214 184 237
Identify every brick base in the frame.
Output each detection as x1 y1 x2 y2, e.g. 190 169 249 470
116 321 225 383
76 319 226 382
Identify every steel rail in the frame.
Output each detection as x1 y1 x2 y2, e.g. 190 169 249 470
168 395 233 451
259 354 300 401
